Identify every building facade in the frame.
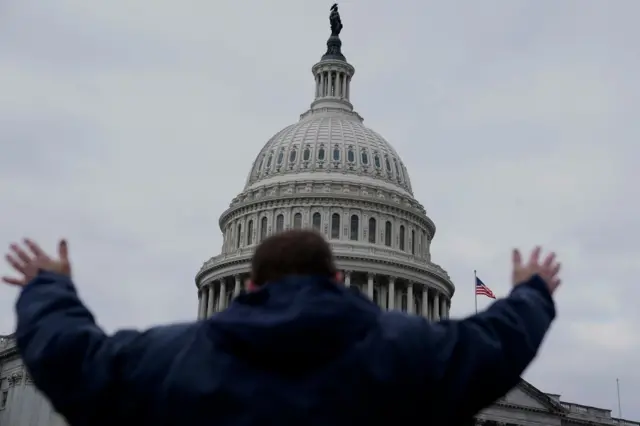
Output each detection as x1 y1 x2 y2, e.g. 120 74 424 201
0 10 637 426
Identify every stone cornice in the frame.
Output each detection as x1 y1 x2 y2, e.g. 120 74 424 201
219 184 434 236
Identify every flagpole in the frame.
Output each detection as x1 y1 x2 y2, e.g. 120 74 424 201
617 378 622 418
474 270 478 314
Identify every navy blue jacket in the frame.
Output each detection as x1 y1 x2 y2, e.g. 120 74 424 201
15 272 555 426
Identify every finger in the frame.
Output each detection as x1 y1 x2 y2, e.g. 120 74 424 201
24 239 49 260
512 249 522 267
529 246 541 265
543 252 556 269
58 239 69 262
10 243 32 265
550 262 561 277
2 276 25 286
5 254 26 273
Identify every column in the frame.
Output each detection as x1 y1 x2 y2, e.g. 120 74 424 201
342 74 347 98
367 273 374 299
407 282 414 314
344 270 351 287
320 72 325 97
198 289 205 319
207 282 216 317
218 279 227 311
335 72 341 97
422 286 429 318
388 277 395 310
440 297 448 319
234 275 241 297
432 292 440 321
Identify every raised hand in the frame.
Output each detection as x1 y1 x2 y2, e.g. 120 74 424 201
512 247 561 294
2 239 71 287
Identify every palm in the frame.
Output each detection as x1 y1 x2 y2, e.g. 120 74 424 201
2 239 71 287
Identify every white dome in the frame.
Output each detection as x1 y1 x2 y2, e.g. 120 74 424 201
245 112 414 195
195 19 454 321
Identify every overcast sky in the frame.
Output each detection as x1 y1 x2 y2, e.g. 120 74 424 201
1 0 638 419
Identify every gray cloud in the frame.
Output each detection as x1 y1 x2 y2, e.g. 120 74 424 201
1 0 638 418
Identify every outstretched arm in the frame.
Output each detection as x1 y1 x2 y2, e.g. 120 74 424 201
15 271 146 423
403 248 561 423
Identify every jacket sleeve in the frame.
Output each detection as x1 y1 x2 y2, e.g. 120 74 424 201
14 271 184 424
404 275 556 423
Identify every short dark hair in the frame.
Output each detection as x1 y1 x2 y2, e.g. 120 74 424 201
250 230 337 286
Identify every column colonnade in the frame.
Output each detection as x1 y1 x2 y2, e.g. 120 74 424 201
198 271 451 319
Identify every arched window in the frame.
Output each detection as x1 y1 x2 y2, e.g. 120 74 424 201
276 214 284 233
318 147 325 160
368 218 376 243
350 215 359 241
399 225 406 251
258 155 264 171
260 217 268 241
289 149 297 163
374 155 381 169
385 157 392 173
411 229 415 255
384 221 392 247
312 212 321 231
246 220 254 245
277 149 284 165
266 154 273 168
347 149 355 163
331 213 340 239
303 148 311 161
236 223 242 248
361 150 369 165
333 147 340 161
293 213 302 229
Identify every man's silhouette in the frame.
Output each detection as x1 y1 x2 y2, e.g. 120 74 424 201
3 230 561 425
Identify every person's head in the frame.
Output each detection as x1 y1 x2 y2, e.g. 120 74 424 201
247 229 340 290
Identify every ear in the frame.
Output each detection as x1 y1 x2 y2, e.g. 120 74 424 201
335 271 343 284
246 278 257 292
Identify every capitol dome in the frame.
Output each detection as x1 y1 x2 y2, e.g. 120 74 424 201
195 11 454 319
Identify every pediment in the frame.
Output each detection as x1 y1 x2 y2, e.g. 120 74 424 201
497 380 565 413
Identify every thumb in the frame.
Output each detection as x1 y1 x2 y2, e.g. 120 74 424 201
58 239 69 263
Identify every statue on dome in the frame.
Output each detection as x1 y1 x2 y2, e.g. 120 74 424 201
329 3 343 37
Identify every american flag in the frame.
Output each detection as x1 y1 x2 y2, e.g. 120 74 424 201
475 276 496 299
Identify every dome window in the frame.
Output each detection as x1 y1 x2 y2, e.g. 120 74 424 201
384 221 392 246
266 153 273 169
393 158 402 181
277 149 284 165
289 149 297 163
276 214 284 233
303 148 311 161
399 225 406 251
318 147 325 161
312 212 322 231
347 149 355 163
332 147 341 161
361 150 369 165
385 157 392 173
260 217 268 241
331 213 340 239
350 215 359 241
258 155 264 171
374 154 381 169
368 218 376 243
293 213 302 229
247 220 254 246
